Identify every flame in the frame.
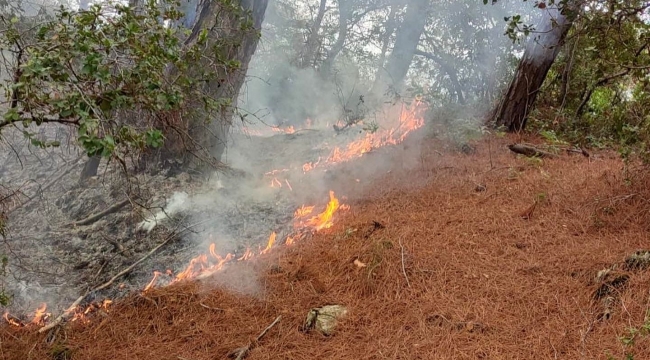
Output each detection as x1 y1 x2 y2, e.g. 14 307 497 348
237 248 254 261
272 125 296 134
260 232 276 255
271 177 282 188
294 205 315 218
285 236 295 245
3 312 25 327
144 271 163 292
304 100 426 172
300 191 341 231
31 303 50 326
70 299 113 323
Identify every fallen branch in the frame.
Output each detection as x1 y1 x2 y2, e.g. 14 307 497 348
507 144 557 158
229 316 282 360
70 199 131 226
37 221 206 333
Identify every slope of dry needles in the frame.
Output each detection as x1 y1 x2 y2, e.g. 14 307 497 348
2 134 650 360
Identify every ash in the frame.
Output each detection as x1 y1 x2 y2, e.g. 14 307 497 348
0 122 372 318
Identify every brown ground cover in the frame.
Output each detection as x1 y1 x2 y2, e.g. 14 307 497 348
2 134 650 360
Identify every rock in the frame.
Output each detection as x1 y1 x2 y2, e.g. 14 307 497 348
304 305 348 335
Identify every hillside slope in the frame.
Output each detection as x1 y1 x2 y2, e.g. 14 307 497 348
2 134 650 360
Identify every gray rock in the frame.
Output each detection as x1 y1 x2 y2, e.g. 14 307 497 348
304 305 348 335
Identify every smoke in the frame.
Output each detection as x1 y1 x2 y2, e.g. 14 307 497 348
0 0 547 316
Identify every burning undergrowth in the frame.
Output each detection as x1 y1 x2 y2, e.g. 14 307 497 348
0 99 427 330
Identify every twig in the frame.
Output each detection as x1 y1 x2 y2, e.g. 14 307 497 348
398 238 411 288
230 316 282 360
70 198 130 226
199 302 224 311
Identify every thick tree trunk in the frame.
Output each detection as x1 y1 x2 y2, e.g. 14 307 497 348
492 5 574 132
319 0 350 77
372 4 400 89
371 0 428 97
300 0 328 68
181 0 268 170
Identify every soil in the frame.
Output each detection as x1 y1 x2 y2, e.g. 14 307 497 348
2 128 650 359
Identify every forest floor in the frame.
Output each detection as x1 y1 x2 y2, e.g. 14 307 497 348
2 132 650 360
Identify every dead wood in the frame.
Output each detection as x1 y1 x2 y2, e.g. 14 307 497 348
229 315 282 360
71 199 131 226
507 144 558 158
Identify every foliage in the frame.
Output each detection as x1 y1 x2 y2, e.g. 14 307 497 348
606 310 650 360
0 0 248 164
525 0 650 160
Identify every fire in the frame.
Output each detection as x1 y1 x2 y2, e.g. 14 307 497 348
300 191 340 231
237 248 254 261
271 177 282 188
70 299 113 324
3 312 24 327
304 99 426 172
294 205 315 218
272 125 296 134
31 303 50 326
144 271 163 292
260 232 276 255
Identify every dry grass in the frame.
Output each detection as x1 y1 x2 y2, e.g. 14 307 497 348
2 133 650 360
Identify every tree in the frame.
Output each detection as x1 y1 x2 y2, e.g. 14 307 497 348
0 0 268 178
371 0 428 96
491 1 576 132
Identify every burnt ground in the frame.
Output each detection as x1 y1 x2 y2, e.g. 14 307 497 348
2 130 650 359
0 119 409 317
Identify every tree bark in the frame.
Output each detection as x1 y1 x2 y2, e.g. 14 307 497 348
180 0 268 170
300 0 328 68
372 3 400 89
491 5 574 132
371 0 428 97
319 0 350 77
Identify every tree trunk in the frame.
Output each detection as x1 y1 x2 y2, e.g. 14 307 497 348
319 0 350 77
183 0 268 170
372 4 400 89
491 5 574 132
300 0 328 68
414 49 465 104
371 0 428 97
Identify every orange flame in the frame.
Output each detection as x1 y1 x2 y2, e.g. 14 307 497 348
303 100 426 172
271 178 282 188
300 191 340 231
70 299 113 324
260 232 276 255
294 205 315 218
30 303 50 326
237 248 254 261
3 312 25 327
144 271 163 292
